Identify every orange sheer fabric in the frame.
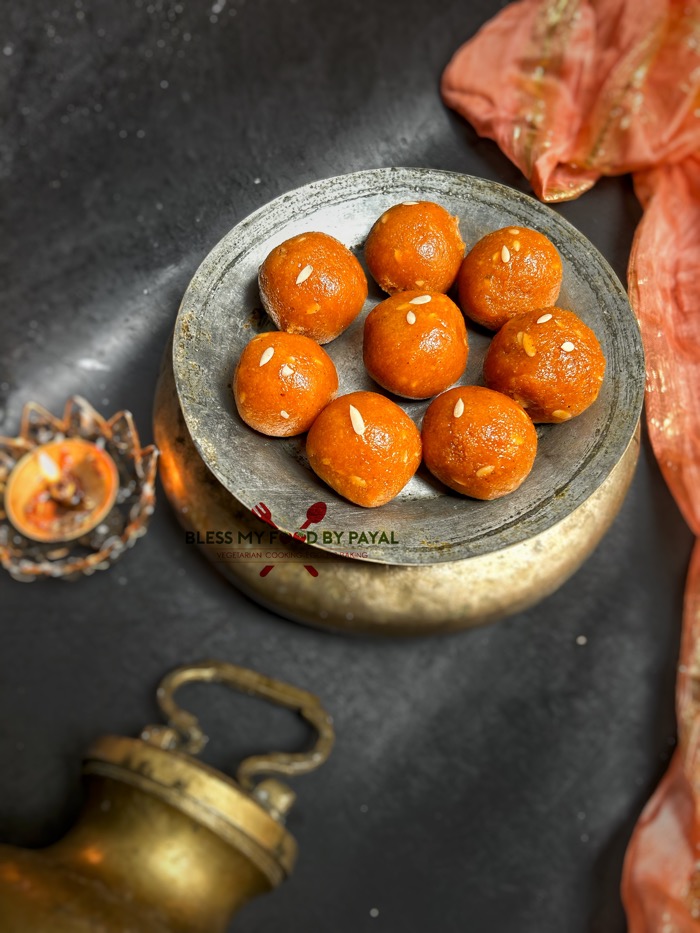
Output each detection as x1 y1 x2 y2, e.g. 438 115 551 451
442 0 700 200
442 2 700 929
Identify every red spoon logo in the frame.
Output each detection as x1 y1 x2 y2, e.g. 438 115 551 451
251 501 326 577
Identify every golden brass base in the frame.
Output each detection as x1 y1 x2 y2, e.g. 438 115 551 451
154 347 639 635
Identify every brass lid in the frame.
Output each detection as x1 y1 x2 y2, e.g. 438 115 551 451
83 661 334 889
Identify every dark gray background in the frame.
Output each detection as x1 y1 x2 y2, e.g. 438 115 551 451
0 0 692 930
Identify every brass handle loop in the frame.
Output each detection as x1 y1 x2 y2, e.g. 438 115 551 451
143 660 334 791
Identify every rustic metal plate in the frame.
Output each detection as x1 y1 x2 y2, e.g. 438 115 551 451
173 168 644 566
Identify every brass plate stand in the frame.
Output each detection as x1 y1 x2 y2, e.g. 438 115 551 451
154 347 639 635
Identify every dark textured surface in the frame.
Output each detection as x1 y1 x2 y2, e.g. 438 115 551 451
0 1 693 931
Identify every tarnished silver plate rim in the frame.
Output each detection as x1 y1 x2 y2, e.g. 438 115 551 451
173 167 644 566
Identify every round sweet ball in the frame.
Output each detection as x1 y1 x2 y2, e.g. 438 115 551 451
306 391 422 508
422 386 537 500
457 226 562 330
258 231 368 344
363 291 468 399
364 201 465 295
233 332 338 437
483 307 606 423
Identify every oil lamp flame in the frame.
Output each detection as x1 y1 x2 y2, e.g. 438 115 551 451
37 452 61 484
37 450 82 507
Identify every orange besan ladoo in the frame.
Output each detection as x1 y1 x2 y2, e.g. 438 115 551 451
422 386 537 500
457 226 562 330
233 332 338 437
483 307 606 423
258 231 367 344
363 290 468 399
306 391 422 507
364 201 465 295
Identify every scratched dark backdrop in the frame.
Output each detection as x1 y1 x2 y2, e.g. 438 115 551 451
0 0 693 930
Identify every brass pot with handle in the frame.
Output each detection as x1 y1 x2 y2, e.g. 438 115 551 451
0 661 334 932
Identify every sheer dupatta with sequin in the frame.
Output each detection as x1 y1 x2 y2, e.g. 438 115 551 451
442 1 700 929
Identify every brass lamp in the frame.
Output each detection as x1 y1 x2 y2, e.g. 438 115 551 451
0 661 334 932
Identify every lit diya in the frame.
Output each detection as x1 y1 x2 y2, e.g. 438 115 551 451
0 397 158 581
5 439 119 543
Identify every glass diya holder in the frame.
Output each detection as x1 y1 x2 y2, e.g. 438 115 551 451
0 396 158 581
